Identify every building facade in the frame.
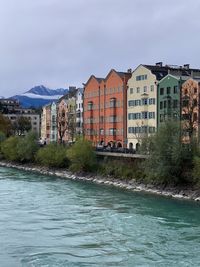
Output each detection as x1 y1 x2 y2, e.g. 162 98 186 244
157 74 185 127
76 88 83 136
127 65 158 150
50 102 57 142
127 63 200 149
181 78 200 142
84 69 131 147
5 113 40 135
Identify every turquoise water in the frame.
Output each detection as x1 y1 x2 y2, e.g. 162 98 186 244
0 167 200 267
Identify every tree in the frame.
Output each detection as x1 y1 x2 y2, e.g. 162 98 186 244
181 79 199 143
16 132 39 163
1 136 20 161
1 132 38 162
0 131 6 154
36 143 69 168
142 121 191 184
13 116 32 135
66 112 76 142
58 108 67 143
0 113 12 136
66 138 96 172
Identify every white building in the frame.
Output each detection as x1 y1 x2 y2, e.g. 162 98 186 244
76 88 83 135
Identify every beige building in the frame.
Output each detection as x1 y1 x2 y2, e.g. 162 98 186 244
41 105 47 141
5 113 40 135
127 65 158 150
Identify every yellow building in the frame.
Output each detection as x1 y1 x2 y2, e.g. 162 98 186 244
127 64 158 150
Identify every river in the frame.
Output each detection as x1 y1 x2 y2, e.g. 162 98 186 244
0 167 200 267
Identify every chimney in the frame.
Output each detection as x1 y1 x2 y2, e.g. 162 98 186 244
155 62 163 67
183 64 190 69
127 68 132 73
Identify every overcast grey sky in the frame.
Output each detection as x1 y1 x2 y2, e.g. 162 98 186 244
0 0 200 97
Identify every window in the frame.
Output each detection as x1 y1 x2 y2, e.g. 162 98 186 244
150 85 154 92
174 86 178 94
128 113 141 120
128 100 135 107
173 100 178 108
135 99 141 106
141 111 148 119
149 98 155 105
167 87 171 94
149 112 155 119
193 113 197 121
110 98 116 108
173 113 178 119
109 128 116 135
136 87 140 93
182 98 189 107
164 101 167 109
136 75 147 81
160 114 164 122
100 116 104 123
143 86 147 93
128 127 134 134
160 101 163 109
193 99 197 107
130 88 133 94
100 129 104 135
109 115 117 123
194 87 197 94
88 101 93 110
160 88 164 95
142 98 148 105
149 127 156 133
182 114 190 120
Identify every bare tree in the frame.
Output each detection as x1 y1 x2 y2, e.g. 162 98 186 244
57 108 67 144
181 79 199 142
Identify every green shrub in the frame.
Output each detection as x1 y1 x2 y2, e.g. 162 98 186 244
67 139 96 172
1 132 38 162
141 121 195 185
1 136 20 161
16 132 39 163
98 159 144 180
0 131 6 149
36 143 69 168
192 157 200 185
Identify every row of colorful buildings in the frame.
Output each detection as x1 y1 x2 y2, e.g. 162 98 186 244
41 62 200 149
41 87 83 144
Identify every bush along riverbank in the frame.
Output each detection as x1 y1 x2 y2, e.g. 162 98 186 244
0 124 200 201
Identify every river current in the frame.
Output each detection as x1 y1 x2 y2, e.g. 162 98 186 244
0 167 200 267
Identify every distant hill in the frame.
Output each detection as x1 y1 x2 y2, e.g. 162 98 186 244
11 85 68 108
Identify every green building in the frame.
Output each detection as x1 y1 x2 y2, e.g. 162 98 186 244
157 74 186 127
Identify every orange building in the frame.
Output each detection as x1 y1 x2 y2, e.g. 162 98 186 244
83 69 131 148
181 78 200 142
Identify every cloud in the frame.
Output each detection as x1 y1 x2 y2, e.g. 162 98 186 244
0 0 200 96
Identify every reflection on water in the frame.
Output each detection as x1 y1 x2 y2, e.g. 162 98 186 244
0 167 199 266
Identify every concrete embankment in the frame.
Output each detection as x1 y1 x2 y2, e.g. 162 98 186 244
0 161 200 202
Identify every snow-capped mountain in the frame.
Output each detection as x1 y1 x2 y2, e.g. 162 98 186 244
11 85 68 108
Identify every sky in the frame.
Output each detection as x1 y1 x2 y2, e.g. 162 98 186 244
0 0 200 97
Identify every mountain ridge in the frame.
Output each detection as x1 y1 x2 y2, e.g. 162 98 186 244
10 85 69 108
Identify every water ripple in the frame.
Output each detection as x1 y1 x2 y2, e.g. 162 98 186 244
0 167 200 266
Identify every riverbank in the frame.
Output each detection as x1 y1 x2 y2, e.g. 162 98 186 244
0 160 200 202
